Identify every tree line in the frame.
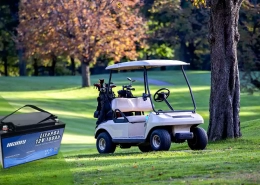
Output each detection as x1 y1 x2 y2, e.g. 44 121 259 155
0 0 259 89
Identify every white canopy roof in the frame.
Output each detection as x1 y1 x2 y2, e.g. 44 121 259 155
105 60 189 70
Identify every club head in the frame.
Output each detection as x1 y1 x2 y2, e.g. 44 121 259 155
99 79 104 84
127 77 132 81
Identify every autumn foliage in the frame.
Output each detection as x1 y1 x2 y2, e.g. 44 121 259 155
18 0 146 86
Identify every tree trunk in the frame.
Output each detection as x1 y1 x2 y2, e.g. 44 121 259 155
33 58 38 76
50 55 57 76
81 61 91 87
179 39 189 63
188 42 197 69
18 49 26 76
160 66 166 71
70 56 76 76
2 41 8 76
3 55 8 76
207 0 242 141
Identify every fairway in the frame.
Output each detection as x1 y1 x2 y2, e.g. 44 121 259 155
0 71 260 184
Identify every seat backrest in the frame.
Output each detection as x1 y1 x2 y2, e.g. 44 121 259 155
111 97 153 112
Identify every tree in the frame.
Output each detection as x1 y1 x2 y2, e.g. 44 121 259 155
147 0 257 140
202 0 244 141
70 56 76 76
0 2 19 76
142 0 210 70
238 0 260 92
18 0 146 86
18 0 73 76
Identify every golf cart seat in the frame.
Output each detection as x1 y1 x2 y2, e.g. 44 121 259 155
111 97 153 123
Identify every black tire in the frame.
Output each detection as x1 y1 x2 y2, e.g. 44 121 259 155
138 144 152 152
188 127 208 150
96 132 116 154
150 129 171 151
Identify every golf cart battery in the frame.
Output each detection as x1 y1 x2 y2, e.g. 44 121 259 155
0 105 65 169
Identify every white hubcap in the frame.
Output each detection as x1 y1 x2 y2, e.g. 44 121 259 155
152 135 161 148
99 138 106 150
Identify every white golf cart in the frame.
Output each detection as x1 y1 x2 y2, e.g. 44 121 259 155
94 60 208 153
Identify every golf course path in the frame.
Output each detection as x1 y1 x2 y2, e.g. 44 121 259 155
134 78 172 86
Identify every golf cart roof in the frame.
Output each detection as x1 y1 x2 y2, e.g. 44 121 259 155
105 60 189 70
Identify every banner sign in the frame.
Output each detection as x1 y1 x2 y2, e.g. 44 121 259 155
1 128 64 168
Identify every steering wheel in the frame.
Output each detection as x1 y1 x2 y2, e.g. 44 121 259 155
153 88 170 102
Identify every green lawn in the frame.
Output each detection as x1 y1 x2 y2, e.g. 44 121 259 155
0 71 259 184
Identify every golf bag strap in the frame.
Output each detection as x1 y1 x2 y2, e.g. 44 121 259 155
0 104 57 125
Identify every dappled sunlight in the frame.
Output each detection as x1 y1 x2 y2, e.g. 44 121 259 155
240 111 260 116
0 95 14 116
62 133 95 144
169 86 210 93
240 106 260 111
45 109 94 119
60 143 96 152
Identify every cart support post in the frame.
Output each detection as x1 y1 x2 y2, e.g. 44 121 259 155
181 66 196 112
144 67 158 114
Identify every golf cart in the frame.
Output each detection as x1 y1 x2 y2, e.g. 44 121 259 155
94 60 208 153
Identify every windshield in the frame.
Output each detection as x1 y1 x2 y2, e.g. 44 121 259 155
146 68 195 113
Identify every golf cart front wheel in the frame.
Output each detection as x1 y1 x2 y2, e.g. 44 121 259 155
150 129 171 151
188 127 208 150
96 132 116 154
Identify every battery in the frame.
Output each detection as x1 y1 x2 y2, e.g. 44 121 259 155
0 106 65 169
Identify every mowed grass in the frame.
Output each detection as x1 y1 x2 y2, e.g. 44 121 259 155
0 70 259 185
64 137 260 185
0 95 73 185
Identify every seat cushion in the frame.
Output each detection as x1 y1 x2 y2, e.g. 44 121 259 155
111 98 134 112
111 97 153 112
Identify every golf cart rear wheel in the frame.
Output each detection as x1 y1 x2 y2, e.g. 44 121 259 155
150 129 171 151
188 127 208 150
138 144 152 152
96 132 116 154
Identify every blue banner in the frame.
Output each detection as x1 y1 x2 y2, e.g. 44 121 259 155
1 128 64 168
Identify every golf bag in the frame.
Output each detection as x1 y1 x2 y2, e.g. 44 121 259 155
94 79 115 125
